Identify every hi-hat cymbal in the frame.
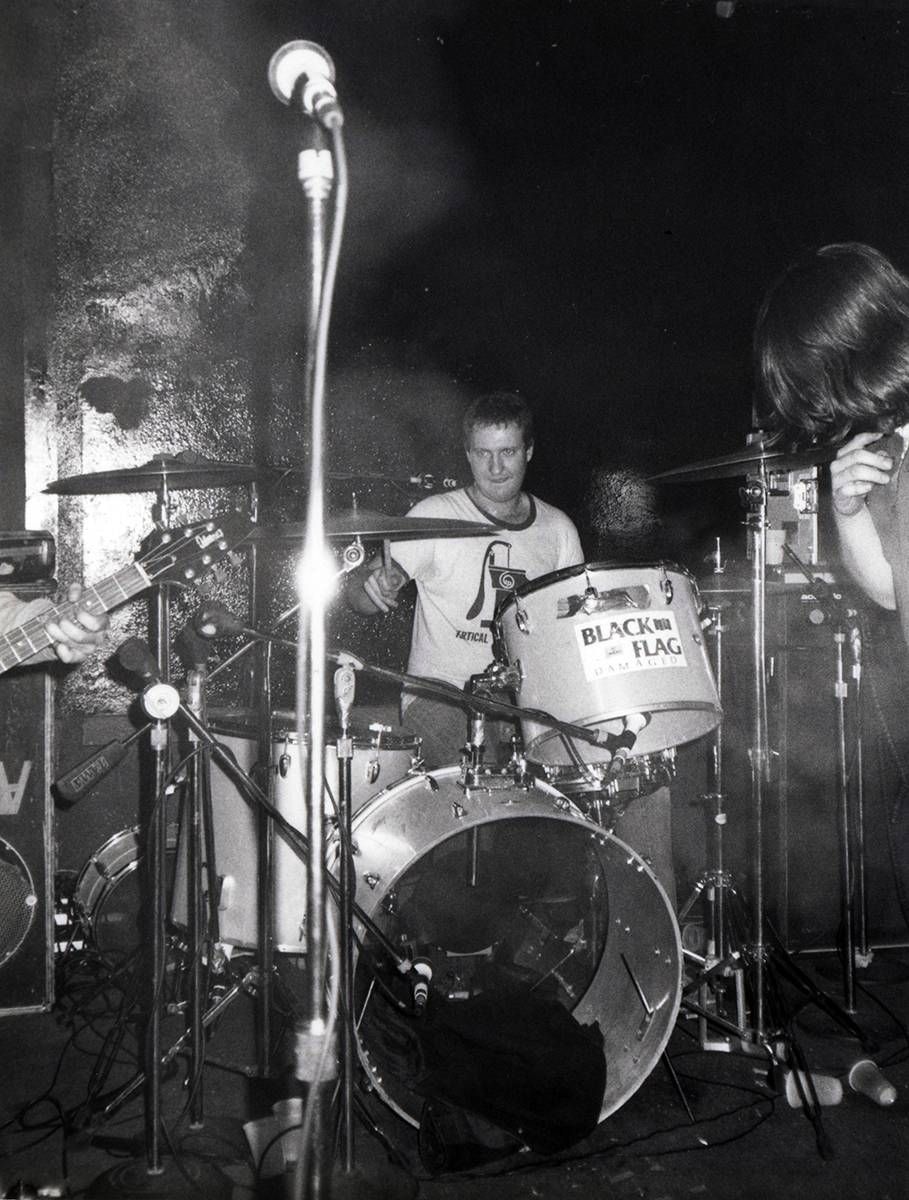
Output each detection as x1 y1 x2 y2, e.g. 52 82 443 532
45 455 268 495
649 442 832 483
258 509 499 541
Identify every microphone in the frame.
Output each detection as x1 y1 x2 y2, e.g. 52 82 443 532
608 712 649 775
411 957 432 1017
334 661 355 733
849 623 862 667
193 601 246 639
267 40 343 127
117 638 180 720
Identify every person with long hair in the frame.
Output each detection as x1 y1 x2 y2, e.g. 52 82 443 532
755 242 909 634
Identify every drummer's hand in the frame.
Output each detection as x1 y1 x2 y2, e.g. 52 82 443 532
363 564 408 613
44 584 109 663
830 432 894 518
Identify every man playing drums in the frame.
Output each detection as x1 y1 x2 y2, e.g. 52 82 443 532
347 390 582 766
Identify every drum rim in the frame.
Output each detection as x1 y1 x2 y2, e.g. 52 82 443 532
74 826 140 921
495 558 698 614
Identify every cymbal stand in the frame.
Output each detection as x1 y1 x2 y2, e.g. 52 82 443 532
782 544 870 1006
680 476 867 1069
677 600 749 1049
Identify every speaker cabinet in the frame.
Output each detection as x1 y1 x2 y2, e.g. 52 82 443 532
0 657 53 1013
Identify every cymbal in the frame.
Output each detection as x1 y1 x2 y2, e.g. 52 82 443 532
45 455 266 495
258 509 499 541
649 442 833 483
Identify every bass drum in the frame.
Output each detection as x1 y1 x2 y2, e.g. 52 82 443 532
496 560 721 766
350 766 681 1126
74 827 142 959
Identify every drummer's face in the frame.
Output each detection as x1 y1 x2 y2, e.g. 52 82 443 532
465 422 533 507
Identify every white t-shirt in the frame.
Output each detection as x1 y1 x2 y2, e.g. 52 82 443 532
392 488 583 691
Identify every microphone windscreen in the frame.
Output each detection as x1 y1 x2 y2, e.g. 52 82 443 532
117 637 159 682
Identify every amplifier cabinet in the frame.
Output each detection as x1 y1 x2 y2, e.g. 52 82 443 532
0 588 54 1014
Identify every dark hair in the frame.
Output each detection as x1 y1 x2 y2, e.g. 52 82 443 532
754 242 909 446
462 391 534 448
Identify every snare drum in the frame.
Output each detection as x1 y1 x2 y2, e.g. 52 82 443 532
170 720 422 951
496 561 721 765
74 827 142 958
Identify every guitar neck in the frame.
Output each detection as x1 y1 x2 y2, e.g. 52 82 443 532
0 562 151 673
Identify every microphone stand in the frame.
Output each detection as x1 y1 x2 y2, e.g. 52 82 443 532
782 545 868 1010
270 57 347 1198
331 662 357 1174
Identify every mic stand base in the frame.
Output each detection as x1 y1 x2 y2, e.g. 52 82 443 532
84 1155 233 1200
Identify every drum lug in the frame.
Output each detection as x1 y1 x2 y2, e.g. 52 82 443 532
363 872 380 890
659 568 674 604
450 799 466 819
514 602 530 634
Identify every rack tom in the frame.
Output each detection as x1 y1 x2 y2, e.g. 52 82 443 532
496 561 721 766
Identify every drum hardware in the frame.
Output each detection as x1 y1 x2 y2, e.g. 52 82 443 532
781 543 872 1005
29 510 256 1179
657 450 870 1140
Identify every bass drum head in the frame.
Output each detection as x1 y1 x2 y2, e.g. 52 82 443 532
350 767 681 1127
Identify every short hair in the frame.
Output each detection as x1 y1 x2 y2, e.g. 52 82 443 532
754 242 909 447
462 391 534 448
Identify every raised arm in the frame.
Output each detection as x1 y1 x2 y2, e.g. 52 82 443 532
345 555 410 615
830 432 897 610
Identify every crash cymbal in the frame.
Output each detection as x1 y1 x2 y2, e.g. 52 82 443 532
649 441 833 483
45 455 268 495
258 509 499 541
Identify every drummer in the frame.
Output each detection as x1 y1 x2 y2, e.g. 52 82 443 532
346 391 582 766
0 584 109 665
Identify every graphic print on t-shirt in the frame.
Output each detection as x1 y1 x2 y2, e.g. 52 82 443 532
465 540 528 633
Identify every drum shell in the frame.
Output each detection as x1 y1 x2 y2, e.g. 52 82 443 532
170 725 421 951
350 766 681 1125
74 827 141 957
496 560 721 763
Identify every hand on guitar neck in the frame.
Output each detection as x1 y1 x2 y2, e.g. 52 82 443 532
38 583 109 664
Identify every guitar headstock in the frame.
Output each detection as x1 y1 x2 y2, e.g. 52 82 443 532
137 511 257 589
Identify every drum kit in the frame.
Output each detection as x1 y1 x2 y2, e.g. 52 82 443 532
52 435 864 1162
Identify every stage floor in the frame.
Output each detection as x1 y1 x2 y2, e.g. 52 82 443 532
0 946 908 1199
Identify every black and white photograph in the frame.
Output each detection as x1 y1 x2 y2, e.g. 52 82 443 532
1 2 909 1197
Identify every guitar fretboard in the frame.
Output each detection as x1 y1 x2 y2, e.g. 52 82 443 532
0 562 151 672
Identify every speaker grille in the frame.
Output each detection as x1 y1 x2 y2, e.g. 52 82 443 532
0 838 37 968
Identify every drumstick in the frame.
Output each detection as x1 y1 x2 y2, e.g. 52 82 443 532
382 538 392 576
